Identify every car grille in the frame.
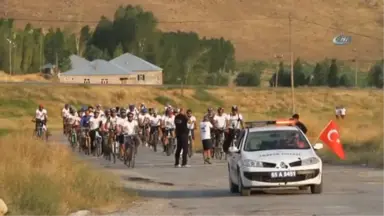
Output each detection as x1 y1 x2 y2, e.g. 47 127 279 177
289 160 302 167
243 169 320 183
262 162 276 168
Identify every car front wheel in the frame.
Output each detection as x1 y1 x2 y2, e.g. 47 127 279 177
238 170 251 196
228 165 239 193
310 182 323 194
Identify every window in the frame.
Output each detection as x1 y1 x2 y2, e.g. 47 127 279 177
105 79 108 84
137 74 145 81
84 78 90 84
243 130 310 152
101 79 108 84
120 78 128 84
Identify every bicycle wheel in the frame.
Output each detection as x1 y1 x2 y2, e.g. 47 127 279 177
130 145 136 168
153 133 158 152
87 137 91 155
166 138 173 156
188 137 193 158
96 138 102 157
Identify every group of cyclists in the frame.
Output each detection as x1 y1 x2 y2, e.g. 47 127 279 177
31 100 307 168
57 102 247 167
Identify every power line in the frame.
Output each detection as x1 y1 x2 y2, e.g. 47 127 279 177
2 15 382 41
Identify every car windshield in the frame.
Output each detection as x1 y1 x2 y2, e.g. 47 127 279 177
244 130 310 151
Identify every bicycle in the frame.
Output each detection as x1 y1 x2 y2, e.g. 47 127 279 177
105 129 117 163
164 128 175 156
95 130 103 157
214 128 225 160
123 134 137 168
70 126 78 151
150 127 160 152
187 129 194 158
80 127 91 155
210 129 216 158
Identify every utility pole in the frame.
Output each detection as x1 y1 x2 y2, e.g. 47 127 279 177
352 48 358 87
274 54 283 87
289 13 295 114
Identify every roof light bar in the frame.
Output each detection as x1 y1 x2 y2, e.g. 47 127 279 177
245 119 295 128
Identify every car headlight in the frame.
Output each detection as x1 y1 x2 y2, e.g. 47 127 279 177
301 157 320 165
242 159 263 167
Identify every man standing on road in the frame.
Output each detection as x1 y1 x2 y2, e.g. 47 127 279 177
174 108 190 168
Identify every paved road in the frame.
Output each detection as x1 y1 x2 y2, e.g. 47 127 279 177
57 135 383 215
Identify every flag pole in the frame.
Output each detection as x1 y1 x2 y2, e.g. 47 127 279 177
313 120 332 143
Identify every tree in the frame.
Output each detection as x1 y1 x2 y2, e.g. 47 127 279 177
113 43 124 58
367 60 384 88
328 59 339 87
293 57 307 86
84 45 104 61
338 74 352 87
236 62 261 86
311 63 328 86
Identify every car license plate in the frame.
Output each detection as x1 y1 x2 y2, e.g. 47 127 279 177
270 171 296 178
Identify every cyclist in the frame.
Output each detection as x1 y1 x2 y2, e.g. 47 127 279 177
96 104 105 118
204 107 216 154
224 105 244 153
89 110 103 155
88 106 95 117
200 115 214 164
128 104 139 120
138 108 151 146
117 111 140 156
186 109 197 149
62 104 70 134
149 108 162 150
34 104 48 135
213 107 228 150
161 107 175 153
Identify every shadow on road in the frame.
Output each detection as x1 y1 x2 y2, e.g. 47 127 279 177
123 187 236 199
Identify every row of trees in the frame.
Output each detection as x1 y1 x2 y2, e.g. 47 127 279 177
235 58 383 89
0 5 235 85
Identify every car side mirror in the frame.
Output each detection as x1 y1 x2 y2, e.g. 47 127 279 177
313 143 323 150
228 146 240 153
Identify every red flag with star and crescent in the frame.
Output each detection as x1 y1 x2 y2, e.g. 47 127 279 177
319 120 345 160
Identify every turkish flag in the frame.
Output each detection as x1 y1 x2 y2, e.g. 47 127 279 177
319 120 345 160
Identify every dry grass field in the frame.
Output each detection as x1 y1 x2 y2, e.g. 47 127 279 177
3 0 383 61
0 134 135 215
0 84 382 166
0 71 49 82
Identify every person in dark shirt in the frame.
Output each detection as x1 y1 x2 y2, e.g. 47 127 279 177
291 114 308 134
174 108 190 167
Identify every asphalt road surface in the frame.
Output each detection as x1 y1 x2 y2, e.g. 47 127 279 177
56 134 383 216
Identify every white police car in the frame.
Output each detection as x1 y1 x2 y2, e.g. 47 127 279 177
227 120 324 196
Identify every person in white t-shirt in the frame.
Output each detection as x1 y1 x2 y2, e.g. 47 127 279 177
200 115 213 164
62 104 70 134
138 108 151 146
117 111 140 154
213 107 228 147
149 109 162 149
96 104 105 118
89 110 103 153
161 108 175 152
224 105 244 153
34 104 48 132
186 109 197 147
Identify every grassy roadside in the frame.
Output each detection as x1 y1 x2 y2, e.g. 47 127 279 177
0 84 382 168
0 132 137 215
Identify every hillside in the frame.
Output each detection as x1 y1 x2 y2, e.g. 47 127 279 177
3 0 383 61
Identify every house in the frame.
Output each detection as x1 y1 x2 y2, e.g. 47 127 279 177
59 53 163 85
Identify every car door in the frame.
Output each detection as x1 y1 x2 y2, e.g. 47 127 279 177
230 130 246 182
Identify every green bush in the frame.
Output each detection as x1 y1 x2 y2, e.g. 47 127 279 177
193 88 223 107
154 96 176 106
